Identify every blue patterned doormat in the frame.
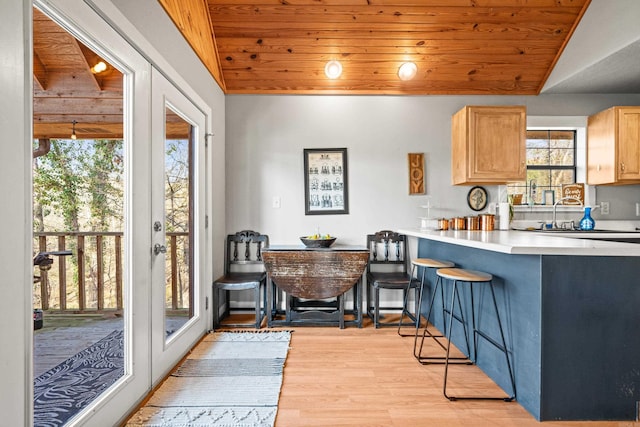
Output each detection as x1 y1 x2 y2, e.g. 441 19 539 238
33 329 124 427
126 330 292 427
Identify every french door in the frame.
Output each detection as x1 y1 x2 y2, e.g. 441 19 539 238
150 68 207 381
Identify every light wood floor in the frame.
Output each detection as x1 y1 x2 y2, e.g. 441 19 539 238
241 314 638 427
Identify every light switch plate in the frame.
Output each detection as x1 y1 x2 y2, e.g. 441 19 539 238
600 201 609 215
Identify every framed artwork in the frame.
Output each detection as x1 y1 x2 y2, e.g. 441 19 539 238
303 148 349 215
561 183 584 205
467 186 488 211
543 190 555 206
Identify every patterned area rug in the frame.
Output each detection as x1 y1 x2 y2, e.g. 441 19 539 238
33 329 124 427
126 330 292 427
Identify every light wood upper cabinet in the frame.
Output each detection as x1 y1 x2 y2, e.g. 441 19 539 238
451 105 526 185
587 106 640 185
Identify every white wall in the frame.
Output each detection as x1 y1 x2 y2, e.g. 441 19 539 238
226 94 640 246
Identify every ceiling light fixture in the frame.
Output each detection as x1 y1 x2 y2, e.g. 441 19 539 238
91 61 107 74
398 62 418 81
71 120 77 140
324 60 343 79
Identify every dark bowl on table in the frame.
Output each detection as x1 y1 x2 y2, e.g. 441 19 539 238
300 236 337 248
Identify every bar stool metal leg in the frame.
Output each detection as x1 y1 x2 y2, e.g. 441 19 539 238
402 258 456 338
416 275 471 365
398 262 424 337
437 269 516 402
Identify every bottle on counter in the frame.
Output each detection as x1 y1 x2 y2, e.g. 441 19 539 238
579 206 595 231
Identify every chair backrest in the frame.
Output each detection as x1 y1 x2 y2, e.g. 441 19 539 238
366 230 408 274
224 230 269 274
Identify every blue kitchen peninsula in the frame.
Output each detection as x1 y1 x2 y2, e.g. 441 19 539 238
399 228 640 421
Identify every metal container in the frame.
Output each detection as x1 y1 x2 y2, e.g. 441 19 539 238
451 217 466 230
438 218 449 230
466 215 480 231
480 213 495 231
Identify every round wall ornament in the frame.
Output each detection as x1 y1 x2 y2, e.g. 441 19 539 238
467 186 488 211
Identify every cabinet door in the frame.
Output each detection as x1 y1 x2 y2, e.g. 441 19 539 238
617 108 640 181
468 106 526 182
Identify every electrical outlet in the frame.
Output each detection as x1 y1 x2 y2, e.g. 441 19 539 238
600 201 610 215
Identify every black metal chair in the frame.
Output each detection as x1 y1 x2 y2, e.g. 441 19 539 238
366 230 419 328
212 230 269 329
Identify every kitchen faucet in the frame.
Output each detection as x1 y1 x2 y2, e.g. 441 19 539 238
552 196 583 229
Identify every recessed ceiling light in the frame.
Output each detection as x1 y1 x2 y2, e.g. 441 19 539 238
324 60 342 79
398 62 418 81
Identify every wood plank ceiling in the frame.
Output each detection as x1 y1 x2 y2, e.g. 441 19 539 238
160 0 591 95
32 1 591 139
33 8 187 140
33 8 124 139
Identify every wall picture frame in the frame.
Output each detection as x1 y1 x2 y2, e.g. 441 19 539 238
543 190 555 206
304 148 349 215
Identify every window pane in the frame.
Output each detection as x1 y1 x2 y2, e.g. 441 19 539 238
551 169 575 187
526 130 550 147
550 131 575 147
550 148 574 165
526 137 549 149
528 169 551 187
527 148 550 165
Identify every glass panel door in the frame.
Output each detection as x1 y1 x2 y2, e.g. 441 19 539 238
151 68 207 381
164 107 194 335
32 7 128 425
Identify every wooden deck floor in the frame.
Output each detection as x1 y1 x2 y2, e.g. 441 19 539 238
33 314 123 377
33 313 187 377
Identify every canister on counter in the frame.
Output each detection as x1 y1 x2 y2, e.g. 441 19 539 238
451 217 466 230
466 215 480 231
438 218 449 230
480 213 495 231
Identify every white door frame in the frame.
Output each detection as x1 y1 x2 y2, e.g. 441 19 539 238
0 1 35 425
150 67 208 382
31 1 153 425
4 0 213 423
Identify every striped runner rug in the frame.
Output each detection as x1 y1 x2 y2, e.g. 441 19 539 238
126 331 292 427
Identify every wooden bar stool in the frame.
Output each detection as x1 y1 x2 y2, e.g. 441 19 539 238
398 258 453 339
430 267 516 401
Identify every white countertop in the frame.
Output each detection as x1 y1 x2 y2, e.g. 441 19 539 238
398 228 640 256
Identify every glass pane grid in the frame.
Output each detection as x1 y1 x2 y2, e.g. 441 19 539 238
508 130 576 204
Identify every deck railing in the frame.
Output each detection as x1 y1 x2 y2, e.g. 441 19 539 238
33 231 188 313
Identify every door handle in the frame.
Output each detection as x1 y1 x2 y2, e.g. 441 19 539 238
154 244 167 255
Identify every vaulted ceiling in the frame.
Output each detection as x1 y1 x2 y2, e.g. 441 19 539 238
159 0 592 95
